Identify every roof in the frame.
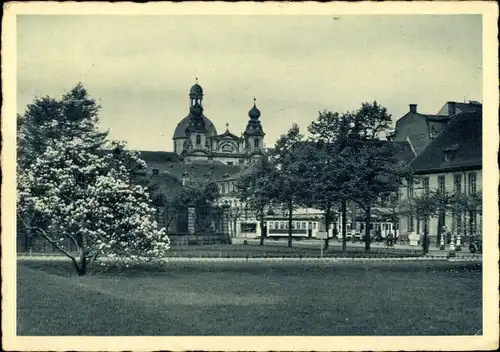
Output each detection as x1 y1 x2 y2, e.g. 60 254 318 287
215 129 242 140
159 161 243 184
395 111 449 125
410 111 482 173
189 83 203 96
248 103 261 119
139 151 182 163
437 101 482 116
173 114 217 139
392 141 416 163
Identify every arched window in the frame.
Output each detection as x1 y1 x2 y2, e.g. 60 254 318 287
254 138 260 148
196 135 201 145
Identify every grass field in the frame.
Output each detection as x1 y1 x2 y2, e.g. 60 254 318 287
17 260 482 336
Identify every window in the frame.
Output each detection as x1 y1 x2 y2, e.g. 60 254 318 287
422 177 430 196
241 223 256 233
196 135 201 145
152 168 159 176
280 222 284 229
302 222 306 229
313 223 316 229
292 222 295 229
221 183 226 194
268 223 273 230
468 172 477 194
227 162 234 166
454 174 462 193
407 179 414 199
275 222 279 229
254 138 260 148
407 216 414 232
438 175 445 193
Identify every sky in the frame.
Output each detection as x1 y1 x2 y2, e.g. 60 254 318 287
17 14 482 152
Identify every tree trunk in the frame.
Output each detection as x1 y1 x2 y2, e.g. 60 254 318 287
323 202 331 250
288 200 293 248
76 234 88 276
364 204 371 252
423 217 429 254
259 208 265 246
24 228 30 252
341 200 347 252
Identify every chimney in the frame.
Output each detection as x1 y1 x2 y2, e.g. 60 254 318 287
409 104 417 113
448 102 456 116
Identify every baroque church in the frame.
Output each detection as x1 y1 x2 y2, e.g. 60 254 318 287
172 81 266 165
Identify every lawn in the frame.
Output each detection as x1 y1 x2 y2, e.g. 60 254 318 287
17 260 482 336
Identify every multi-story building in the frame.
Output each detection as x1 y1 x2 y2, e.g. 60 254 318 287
398 108 482 245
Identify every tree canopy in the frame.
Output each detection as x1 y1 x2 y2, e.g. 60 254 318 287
17 83 170 275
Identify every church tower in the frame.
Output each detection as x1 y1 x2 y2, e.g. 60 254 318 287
243 98 265 159
173 80 217 156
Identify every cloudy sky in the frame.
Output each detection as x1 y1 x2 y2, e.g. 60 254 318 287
17 14 482 151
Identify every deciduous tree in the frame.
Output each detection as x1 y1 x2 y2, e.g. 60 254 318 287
17 84 170 275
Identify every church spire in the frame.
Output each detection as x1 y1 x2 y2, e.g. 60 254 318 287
189 78 203 107
244 97 265 137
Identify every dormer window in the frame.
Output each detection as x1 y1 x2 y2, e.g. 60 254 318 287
443 150 452 162
443 144 459 162
429 126 437 140
152 168 159 176
254 138 260 148
196 135 201 145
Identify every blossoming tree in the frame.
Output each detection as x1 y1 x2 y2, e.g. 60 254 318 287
17 84 170 275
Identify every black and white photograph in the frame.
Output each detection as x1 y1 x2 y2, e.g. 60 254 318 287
2 1 498 351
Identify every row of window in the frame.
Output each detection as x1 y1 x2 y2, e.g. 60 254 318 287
268 221 317 230
407 172 478 198
220 182 236 194
407 213 479 232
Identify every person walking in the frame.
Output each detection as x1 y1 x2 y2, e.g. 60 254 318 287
387 231 394 247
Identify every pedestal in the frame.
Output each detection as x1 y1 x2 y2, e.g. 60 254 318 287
448 232 456 257
408 232 419 246
456 232 461 251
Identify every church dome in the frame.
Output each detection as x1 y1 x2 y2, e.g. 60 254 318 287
173 114 217 139
248 102 261 119
190 83 203 96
